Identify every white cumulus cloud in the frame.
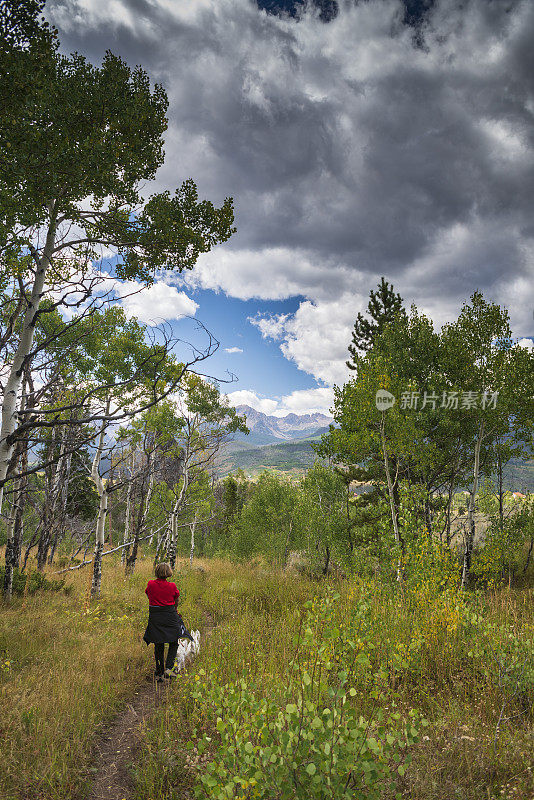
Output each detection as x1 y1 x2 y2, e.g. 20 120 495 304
47 0 534 385
185 247 347 302
250 293 362 386
224 390 279 415
226 387 334 417
118 281 198 324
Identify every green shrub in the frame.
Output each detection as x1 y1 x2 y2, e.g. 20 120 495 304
190 676 422 800
0 566 67 596
187 591 426 799
472 497 534 587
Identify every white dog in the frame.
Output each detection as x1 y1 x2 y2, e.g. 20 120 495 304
173 629 201 673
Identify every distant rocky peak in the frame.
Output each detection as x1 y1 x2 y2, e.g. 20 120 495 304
235 404 332 442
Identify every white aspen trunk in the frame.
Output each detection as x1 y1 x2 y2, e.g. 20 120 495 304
0 210 57 512
140 449 155 537
3 463 21 602
125 447 155 576
154 526 169 564
47 427 70 565
37 425 58 570
444 453 461 547
189 511 198 567
168 501 179 569
167 447 189 569
91 489 108 598
3 376 29 600
51 427 68 498
379 413 403 582
121 456 134 565
461 420 485 588
59 451 73 521
50 449 72 562
283 520 293 567
90 399 110 598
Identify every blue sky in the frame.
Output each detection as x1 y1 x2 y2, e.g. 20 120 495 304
49 0 534 416
102 252 327 413
169 290 320 399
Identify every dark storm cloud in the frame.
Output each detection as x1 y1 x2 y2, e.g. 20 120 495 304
257 1 435 28
257 0 339 23
46 0 534 364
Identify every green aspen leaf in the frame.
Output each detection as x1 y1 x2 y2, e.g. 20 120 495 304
367 737 380 753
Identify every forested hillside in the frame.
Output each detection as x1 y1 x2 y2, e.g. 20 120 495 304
219 437 534 488
218 437 325 474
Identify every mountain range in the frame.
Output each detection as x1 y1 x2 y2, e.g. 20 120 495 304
233 405 332 447
219 407 534 490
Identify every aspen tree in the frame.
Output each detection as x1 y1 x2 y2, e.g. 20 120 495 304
0 43 235 513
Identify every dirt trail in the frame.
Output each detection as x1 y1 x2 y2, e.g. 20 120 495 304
84 612 215 800
85 675 165 800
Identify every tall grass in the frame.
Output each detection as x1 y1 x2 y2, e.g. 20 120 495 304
1 552 533 799
135 564 534 800
0 551 205 800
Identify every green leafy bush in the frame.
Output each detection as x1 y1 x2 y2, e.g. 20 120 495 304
472 497 534 587
187 592 425 799
0 566 67 596
190 675 421 800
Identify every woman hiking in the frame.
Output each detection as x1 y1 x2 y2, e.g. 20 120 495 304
143 562 192 682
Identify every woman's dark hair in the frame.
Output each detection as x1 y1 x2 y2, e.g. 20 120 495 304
155 562 172 579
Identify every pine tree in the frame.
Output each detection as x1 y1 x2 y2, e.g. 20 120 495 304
346 277 405 369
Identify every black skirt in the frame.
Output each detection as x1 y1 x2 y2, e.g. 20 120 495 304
143 606 193 645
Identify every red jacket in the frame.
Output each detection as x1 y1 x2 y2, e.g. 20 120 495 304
145 578 179 607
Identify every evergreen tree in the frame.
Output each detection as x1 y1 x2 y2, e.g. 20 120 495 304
346 277 405 369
